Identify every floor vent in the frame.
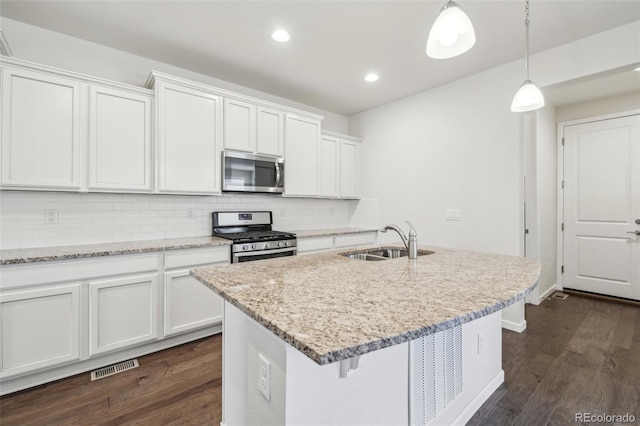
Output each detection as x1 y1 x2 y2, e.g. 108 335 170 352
91 359 139 381
551 292 569 300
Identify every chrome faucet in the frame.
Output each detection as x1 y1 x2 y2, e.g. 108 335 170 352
380 221 418 259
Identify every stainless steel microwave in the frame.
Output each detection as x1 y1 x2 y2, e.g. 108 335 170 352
222 151 284 193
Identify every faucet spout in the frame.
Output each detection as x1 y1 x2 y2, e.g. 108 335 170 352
380 221 418 259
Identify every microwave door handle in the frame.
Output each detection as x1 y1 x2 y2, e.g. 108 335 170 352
275 162 281 188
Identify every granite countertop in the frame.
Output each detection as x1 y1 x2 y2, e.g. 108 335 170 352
192 245 540 365
0 236 231 265
0 228 377 265
293 228 378 238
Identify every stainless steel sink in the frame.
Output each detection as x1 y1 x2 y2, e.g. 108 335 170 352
340 247 433 261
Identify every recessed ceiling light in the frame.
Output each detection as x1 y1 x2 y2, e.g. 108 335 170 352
272 29 290 43
364 73 379 82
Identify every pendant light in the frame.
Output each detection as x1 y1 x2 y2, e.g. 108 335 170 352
511 0 545 112
426 1 475 59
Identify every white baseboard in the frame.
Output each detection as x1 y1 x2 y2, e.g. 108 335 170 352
539 284 558 301
452 369 505 425
501 318 527 333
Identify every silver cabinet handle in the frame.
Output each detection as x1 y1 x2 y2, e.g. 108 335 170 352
627 230 640 235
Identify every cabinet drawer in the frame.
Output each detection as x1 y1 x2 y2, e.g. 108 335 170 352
164 247 230 269
334 232 377 248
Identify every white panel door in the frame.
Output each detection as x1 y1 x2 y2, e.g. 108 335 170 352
340 140 360 199
89 85 152 192
89 274 159 355
1 67 83 190
256 107 284 157
1 284 80 377
563 114 640 300
164 269 223 337
224 98 256 153
284 114 320 197
156 82 222 194
319 135 339 197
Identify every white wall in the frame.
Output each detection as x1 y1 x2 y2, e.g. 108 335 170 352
350 62 525 256
555 91 640 123
349 21 640 258
0 191 378 249
0 17 349 133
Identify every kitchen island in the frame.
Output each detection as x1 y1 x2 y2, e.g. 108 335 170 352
192 245 540 425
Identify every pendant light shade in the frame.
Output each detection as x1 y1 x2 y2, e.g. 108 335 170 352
511 0 545 112
426 1 476 59
511 80 545 112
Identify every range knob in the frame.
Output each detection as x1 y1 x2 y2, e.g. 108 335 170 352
251 244 256 250
278 241 289 247
264 242 270 249
242 244 250 251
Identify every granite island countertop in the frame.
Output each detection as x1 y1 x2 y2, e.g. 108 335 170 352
191 245 540 365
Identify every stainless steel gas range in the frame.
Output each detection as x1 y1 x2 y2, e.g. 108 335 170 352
212 211 297 263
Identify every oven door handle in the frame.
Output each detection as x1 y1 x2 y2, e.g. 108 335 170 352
234 246 297 258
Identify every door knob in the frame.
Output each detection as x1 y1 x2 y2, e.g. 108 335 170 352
627 230 640 236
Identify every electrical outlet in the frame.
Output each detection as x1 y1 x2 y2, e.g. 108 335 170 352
187 208 196 219
280 208 286 217
445 209 462 221
258 353 271 401
45 209 59 224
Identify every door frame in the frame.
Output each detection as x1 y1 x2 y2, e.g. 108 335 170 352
556 109 640 291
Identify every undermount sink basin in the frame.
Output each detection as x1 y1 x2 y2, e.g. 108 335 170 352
340 247 433 261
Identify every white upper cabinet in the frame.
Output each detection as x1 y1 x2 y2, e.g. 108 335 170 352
89 85 153 192
319 131 362 199
256 107 285 157
154 78 222 194
223 97 285 158
319 135 340 198
1 67 84 190
284 113 322 197
339 139 361 199
223 98 256 153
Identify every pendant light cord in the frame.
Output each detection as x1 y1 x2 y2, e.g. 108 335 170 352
525 0 531 81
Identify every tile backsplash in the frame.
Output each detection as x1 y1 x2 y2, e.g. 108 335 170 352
0 191 379 249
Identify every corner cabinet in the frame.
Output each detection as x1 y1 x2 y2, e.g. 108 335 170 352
284 113 322 197
319 131 362 199
152 76 222 194
1 66 84 191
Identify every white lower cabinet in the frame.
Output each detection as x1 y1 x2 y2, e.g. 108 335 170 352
163 247 227 337
0 246 228 395
89 273 159 356
0 284 80 378
164 270 223 336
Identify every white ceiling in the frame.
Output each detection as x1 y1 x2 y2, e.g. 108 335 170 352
1 1 639 116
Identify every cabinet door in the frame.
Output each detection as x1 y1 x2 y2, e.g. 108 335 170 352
340 140 361 199
156 82 222 194
1 284 80 377
223 98 256 153
164 269 223 337
256 107 284 157
1 67 83 190
89 274 158 356
284 114 321 197
89 86 152 192
319 135 339 197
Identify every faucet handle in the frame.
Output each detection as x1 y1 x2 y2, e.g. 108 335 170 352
405 221 417 236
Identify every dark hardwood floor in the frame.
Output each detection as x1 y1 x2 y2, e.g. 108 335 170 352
1 294 638 425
